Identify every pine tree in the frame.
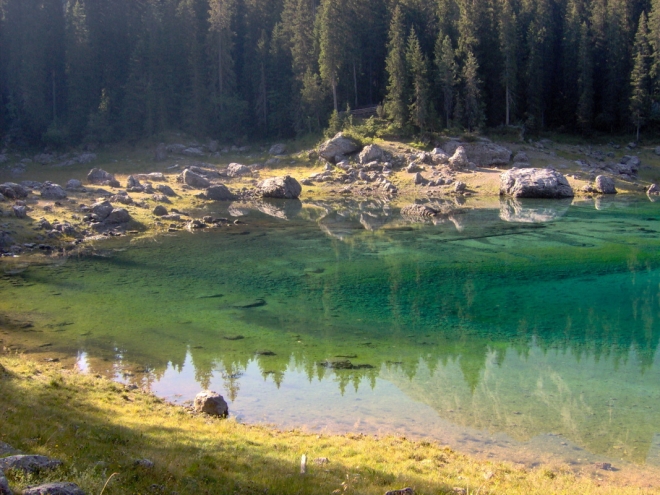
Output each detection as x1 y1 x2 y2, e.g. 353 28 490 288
384 5 408 126
463 49 484 132
499 0 518 126
577 22 594 131
209 0 235 101
406 28 430 131
434 34 457 128
318 0 348 113
630 12 652 141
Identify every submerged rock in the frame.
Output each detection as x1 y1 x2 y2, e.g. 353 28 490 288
193 391 228 417
500 168 574 198
400 204 437 218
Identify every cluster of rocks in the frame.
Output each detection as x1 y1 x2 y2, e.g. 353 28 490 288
80 200 132 232
577 154 640 181
0 448 84 495
160 141 251 160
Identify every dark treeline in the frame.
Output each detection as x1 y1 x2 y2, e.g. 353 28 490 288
0 0 659 147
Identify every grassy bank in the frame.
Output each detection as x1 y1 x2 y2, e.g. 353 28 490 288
0 355 656 494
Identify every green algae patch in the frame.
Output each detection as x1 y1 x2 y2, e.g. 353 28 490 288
0 355 656 495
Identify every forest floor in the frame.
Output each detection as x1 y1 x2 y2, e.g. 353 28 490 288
1 354 659 495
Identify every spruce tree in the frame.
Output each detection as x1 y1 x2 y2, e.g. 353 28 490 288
463 49 484 132
577 22 594 131
434 34 457 128
318 0 348 113
630 12 652 141
384 5 408 126
499 0 518 126
406 28 430 131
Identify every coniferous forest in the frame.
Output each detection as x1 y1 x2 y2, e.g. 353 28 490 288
0 0 659 147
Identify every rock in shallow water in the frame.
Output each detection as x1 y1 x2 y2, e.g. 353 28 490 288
193 391 228 417
500 168 574 198
258 176 302 199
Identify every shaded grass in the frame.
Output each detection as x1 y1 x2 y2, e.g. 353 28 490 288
0 355 657 494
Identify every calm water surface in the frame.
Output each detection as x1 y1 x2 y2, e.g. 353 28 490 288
2 195 660 472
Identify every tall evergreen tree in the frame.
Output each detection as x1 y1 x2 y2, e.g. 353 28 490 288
630 12 652 141
499 0 518 126
384 5 408 126
434 33 457 128
462 49 484 132
318 0 348 112
577 21 594 131
406 28 431 131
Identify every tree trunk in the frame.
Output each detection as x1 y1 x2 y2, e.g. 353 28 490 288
331 74 338 113
505 80 510 126
353 62 358 108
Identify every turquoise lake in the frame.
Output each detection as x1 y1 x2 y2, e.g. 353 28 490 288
2 195 660 471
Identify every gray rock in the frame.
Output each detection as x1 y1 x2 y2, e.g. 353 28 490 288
154 143 167 162
594 175 617 194
109 194 133 205
0 470 10 495
0 455 62 474
413 172 426 185
319 133 361 163
105 208 130 224
87 169 119 187
0 442 20 457
513 151 529 163
0 183 29 199
430 148 450 164
22 483 84 495
205 184 236 201
134 459 154 469
34 153 54 165
500 168 574 198
0 193 4 202
155 184 175 196
269 143 287 156
135 173 166 182
166 144 187 154
152 194 170 203
91 201 114 221
444 141 511 167
183 147 204 157
65 179 83 191
448 146 470 169
227 163 250 177
153 205 168 216
358 144 385 164
258 176 302 199
40 182 67 200
454 181 467 193
648 184 660 195
77 153 97 164
384 488 414 495
126 176 141 189
12 206 27 219
182 169 210 189
194 390 228 417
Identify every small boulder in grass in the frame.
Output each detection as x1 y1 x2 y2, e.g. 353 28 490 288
193 390 228 417
22 482 85 495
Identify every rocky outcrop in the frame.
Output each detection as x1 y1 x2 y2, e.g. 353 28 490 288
0 455 62 474
193 390 228 417
91 201 114 221
227 163 250 177
105 208 130 224
182 169 210 189
258 176 302 199
594 175 616 194
87 168 119 187
205 184 236 201
155 184 175 196
40 182 67 200
22 483 85 495
358 144 385 164
319 133 361 163
443 140 511 167
269 143 287 156
65 179 83 191
500 168 574 198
